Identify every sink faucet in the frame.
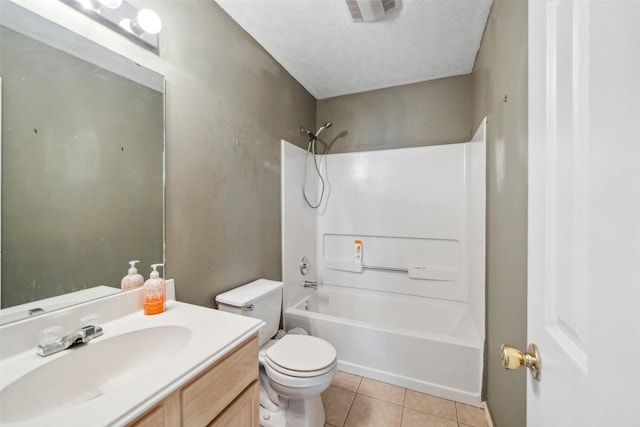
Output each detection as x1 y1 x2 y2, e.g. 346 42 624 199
37 325 103 357
303 280 318 289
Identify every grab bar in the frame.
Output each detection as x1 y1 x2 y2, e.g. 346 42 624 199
363 264 409 273
324 260 459 281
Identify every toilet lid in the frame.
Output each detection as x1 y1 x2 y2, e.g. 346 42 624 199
265 335 337 374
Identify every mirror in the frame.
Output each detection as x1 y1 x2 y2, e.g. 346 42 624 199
0 3 165 324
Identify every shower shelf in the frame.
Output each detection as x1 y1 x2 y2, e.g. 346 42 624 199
323 259 459 282
323 259 363 273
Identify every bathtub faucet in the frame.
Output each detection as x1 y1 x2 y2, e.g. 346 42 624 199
303 280 318 289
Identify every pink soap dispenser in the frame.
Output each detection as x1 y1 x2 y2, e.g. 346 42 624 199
121 260 144 291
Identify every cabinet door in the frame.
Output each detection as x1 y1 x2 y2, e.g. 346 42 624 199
209 381 259 427
128 391 180 427
182 335 258 427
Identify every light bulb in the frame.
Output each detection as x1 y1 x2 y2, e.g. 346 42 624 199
97 0 122 9
76 0 93 10
137 9 162 35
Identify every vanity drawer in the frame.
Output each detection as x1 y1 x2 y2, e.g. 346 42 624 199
209 380 259 427
182 334 258 427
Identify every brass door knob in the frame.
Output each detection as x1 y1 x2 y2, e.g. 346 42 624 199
500 343 542 380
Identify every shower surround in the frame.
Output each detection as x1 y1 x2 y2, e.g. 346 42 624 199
281 120 486 405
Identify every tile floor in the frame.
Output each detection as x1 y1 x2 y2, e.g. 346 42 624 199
322 371 488 427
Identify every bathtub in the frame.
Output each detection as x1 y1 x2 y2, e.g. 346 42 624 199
284 284 484 406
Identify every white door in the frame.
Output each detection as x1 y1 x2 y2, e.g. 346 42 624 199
527 0 640 425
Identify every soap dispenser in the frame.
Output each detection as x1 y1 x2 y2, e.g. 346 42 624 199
121 260 145 291
143 263 165 315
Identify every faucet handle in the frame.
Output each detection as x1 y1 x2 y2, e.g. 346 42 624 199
38 326 64 347
303 280 319 288
80 313 101 328
78 324 104 342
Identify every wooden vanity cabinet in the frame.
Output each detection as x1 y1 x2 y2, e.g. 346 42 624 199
128 391 181 427
208 381 259 427
129 334 259 427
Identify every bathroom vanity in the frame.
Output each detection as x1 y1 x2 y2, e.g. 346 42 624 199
129 334 259 427
0 282 263 427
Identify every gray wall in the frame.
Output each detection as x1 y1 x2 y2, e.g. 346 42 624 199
316 76 473 153
151 1 316 305
472 1 528 426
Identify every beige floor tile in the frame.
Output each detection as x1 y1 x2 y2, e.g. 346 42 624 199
357 378 406 406
344 394 403 427
401 407 458 427
332 371 363 393
322 385 356 427
404 390 457 421
456 403 488 427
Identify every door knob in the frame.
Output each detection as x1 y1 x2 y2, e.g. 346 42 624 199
500 343 542 380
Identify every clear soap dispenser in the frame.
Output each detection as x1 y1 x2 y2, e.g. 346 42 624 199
121 260 145 291
143 263 165 315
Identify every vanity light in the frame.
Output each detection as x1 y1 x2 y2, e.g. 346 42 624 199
97 0 123 9
76 0 122 11
122 9 162 36
60 0 161 51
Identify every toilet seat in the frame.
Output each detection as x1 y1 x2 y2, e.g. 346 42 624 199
266 357 337 378
265 335 337 378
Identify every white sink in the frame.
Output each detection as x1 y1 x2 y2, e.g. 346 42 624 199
0 288 263 427
0 325 191 423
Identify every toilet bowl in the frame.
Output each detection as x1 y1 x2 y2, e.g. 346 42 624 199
260 334 337 427
216 279 337 427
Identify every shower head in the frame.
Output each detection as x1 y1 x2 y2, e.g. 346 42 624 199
315 122 332 138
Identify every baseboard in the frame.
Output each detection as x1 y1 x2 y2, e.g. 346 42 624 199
484 403 495 427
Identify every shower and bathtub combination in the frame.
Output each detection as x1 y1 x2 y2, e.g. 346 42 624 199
281 120 486 406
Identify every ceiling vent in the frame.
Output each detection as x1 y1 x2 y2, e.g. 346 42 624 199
345 0 398 22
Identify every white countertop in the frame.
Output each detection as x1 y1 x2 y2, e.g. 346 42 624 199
0 297 263 427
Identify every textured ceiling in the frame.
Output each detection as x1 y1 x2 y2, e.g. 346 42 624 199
215 0 492 100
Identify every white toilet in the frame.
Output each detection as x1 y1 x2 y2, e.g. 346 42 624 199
216 279 337 427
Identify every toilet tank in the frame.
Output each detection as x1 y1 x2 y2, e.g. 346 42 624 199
215 279 283 346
